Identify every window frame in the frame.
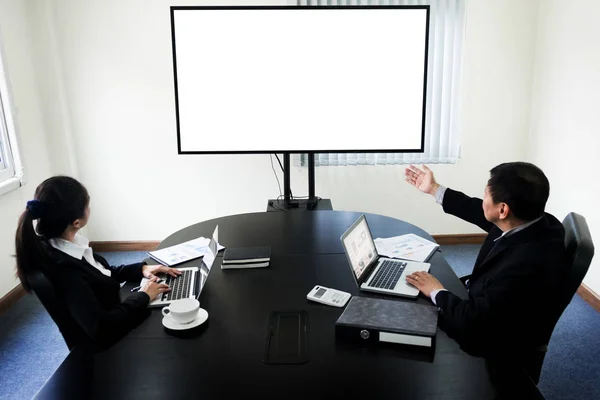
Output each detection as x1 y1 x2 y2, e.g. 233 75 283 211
0 97 16 179
0 36 25 196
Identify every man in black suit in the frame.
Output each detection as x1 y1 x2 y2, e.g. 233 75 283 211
404 162 566 379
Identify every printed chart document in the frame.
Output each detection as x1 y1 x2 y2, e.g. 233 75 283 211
148 237 225 267
374 233 439 262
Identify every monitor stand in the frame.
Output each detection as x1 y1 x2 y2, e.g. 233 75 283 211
266 153 332 212
267 198 333 212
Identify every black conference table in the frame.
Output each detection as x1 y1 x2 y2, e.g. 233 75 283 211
35 211 543 399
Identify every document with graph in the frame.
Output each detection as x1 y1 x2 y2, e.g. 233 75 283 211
374 234 439 262
148 237 224 267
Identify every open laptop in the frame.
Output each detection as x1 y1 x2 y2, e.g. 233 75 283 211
340 215 430 298
144 225 219 308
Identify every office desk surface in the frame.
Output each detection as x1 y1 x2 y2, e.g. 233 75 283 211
35 211 543 399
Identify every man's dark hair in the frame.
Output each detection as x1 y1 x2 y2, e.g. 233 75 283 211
487 162 550 222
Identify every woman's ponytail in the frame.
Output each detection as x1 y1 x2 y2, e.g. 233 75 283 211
15 210 48 292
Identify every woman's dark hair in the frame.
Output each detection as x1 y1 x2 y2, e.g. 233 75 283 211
487 162 550 222
15 176 89 291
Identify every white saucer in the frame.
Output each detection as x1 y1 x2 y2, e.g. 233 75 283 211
162 308 209 330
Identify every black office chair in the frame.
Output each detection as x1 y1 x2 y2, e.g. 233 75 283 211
25 269 89 351
526 212 594 384
559 212 595 308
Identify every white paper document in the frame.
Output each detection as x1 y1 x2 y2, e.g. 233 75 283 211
374 233 439 262
148 237 225 267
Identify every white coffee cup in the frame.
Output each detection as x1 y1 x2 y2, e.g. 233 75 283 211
161 298 200 324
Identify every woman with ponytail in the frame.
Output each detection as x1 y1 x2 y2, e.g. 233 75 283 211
15 176 181 350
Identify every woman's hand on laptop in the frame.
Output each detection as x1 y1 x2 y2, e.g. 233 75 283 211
142 264 183 281
140 280 171 301
406 271 444 298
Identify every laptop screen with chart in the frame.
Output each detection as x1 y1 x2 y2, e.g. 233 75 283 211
341 215 430 298
341 217 378 280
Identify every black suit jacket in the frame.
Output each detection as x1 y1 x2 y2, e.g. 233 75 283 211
436 189 566 359
43 242 150 350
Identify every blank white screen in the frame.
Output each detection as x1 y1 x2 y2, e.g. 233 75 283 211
173 7 428 153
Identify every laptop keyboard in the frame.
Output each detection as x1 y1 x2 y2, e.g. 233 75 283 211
161 269 193 302
368 260 407 290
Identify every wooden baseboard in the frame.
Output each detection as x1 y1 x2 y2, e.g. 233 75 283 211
90 235 487 252
577 283 600 313
0 283 25 317
432 234 487 245
89 241 160 252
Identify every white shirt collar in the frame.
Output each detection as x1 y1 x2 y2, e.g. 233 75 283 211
494 216 543 242
49 233 90 260
49 233 111 277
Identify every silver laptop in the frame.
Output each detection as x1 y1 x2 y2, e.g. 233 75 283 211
144 226 219 308
340 215 430 298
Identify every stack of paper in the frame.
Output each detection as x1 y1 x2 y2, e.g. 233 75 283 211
374 233 439 262
148 237 225 267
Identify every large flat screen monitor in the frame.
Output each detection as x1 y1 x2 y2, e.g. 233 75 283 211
171 6 429 154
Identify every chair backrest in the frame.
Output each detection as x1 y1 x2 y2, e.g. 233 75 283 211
541 212 595 345
26 269 89 351
561 212 595 307
525 212 595 384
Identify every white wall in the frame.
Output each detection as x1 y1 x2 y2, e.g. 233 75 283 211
27 0 79 177
0 0 54 298
29 0 536 244
34 0 295 242
306 0 537 233
527 0 600 294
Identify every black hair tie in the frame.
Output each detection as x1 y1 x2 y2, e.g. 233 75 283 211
26 200 45 220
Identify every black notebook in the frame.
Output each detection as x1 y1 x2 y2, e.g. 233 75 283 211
336 296 438 347
222 246 271 264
